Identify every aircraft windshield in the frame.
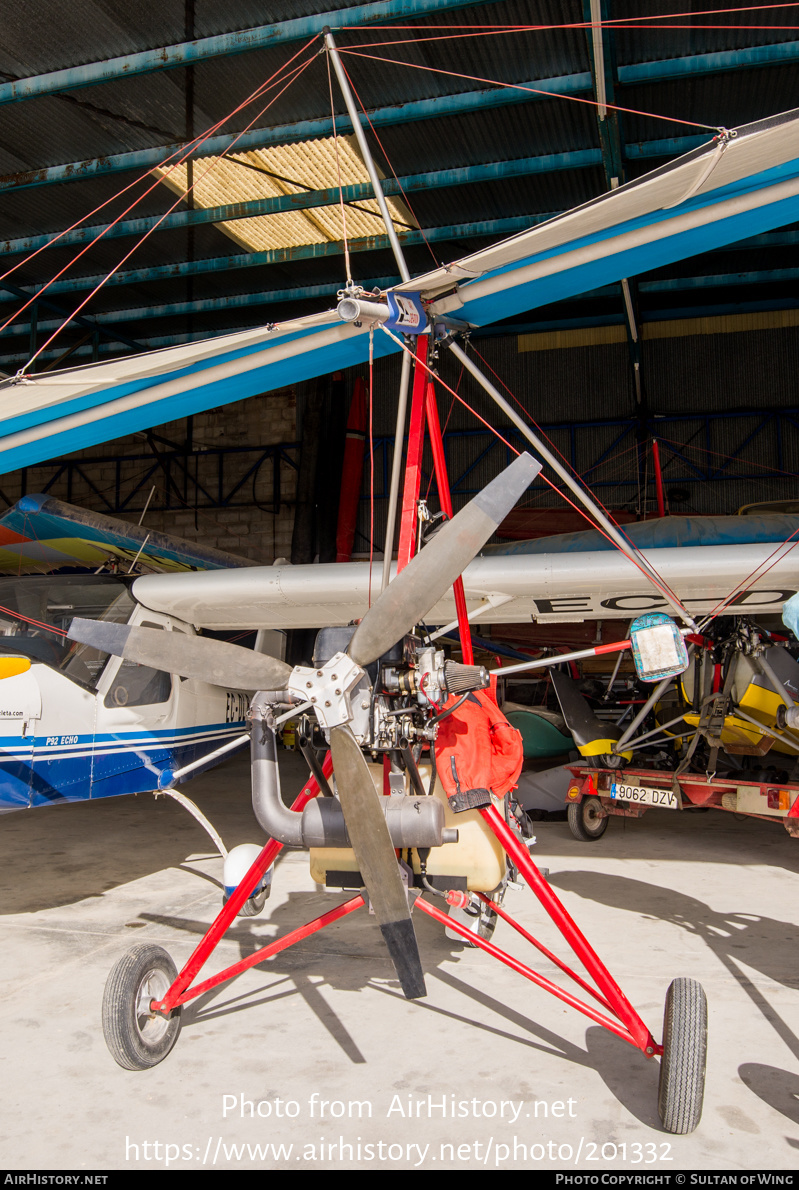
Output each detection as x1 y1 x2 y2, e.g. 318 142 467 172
0 575 134 689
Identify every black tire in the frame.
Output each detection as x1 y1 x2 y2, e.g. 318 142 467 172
568 796 609 841
447 899 498 948
467 904 497 946
238 887 268 917
658 977 708 1134
102 944 182 1070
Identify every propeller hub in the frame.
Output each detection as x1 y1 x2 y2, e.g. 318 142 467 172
287 651 365 729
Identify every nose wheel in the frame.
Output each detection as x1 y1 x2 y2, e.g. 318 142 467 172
237 887 269 917
102 943 182 1070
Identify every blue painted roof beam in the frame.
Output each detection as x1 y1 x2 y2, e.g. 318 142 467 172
732 230 799 250
0 0 509 105
5 133 794 260
0 279 144 351
618 39 799 84
4 39 799 194
0 6 794 111
24 214 561 297
12 207 799 302
456 297 799 337
0 70 594 193
0 151 601 256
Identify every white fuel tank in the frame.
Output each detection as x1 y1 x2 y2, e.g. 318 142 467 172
309 763 507 893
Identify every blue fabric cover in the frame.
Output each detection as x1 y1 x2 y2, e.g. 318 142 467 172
782 592 799 639
486 514 799 556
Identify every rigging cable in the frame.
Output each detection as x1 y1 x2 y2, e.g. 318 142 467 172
326 49 353 286
19 54 317 373
0 38 320 294
346 4 799 46
463 343 688 613
339 48 727 135
698 529 799 628
379 324 695 617
337 57 439 267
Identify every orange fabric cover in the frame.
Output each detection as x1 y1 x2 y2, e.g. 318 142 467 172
435 685 523 800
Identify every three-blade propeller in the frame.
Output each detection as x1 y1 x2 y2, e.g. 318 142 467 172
68 451 540 999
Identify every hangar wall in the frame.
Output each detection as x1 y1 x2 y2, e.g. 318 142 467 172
348 320 799 551
0 383 301 564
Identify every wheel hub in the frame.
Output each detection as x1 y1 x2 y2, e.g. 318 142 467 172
135 968 172 1043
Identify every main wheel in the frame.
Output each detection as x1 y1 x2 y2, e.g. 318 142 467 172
658 977 708 1134
102 943 182 1070
568 796 608 841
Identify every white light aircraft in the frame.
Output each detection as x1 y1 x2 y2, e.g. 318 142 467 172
0 496 257 820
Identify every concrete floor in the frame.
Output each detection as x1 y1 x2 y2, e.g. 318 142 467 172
2 749 798 1172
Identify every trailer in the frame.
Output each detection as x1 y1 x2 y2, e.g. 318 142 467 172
565 765 799 841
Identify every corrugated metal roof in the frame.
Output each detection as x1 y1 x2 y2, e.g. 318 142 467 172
1 0 798 377
154 136 412 252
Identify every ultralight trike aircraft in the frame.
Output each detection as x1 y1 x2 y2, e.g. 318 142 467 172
4 26 799 1137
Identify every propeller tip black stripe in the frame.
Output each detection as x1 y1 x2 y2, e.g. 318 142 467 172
380 919 427 1000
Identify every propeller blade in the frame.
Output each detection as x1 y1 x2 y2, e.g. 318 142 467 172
348 451 540 667
329 723 426 1000
67 618 293 691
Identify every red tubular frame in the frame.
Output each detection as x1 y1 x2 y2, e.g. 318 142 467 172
154 754 334 1013
475 893 615 1014
414 896 640 1048
396 336 429 570
166 896 364 1009
652 437 667 519
424 376 474 664
479 804 658 1053
146 343 661 1067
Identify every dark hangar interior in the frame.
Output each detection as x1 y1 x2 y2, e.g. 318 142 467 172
0 1 797 557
